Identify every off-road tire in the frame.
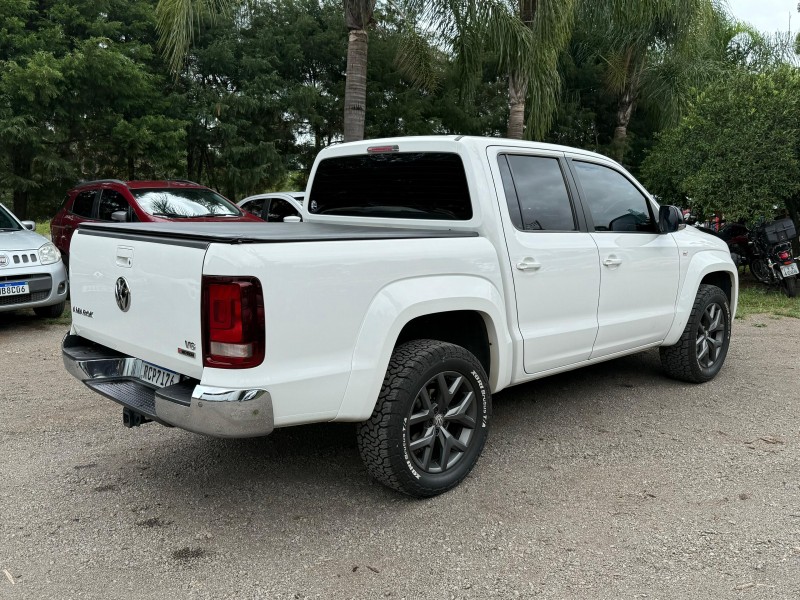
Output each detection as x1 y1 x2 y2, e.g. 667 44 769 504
781 276 797 298
660 284 731 383
34 301 66 319
356 339 491 498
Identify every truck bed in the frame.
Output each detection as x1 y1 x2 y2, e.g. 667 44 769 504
77 222 478 246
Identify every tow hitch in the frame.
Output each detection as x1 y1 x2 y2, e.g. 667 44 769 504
122 407 151 428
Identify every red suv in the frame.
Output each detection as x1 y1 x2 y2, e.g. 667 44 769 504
51 179 262 264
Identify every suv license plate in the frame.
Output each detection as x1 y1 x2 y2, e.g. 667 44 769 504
780 263 799 277
0 281 29 296
140 362 181 388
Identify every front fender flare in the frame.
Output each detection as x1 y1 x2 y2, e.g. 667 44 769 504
333 275 513 422
663 251 738 346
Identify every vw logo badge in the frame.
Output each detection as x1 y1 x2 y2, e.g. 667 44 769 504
115 277 131 312
0 254 7 268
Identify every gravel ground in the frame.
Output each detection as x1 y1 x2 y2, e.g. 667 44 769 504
1 312 799 600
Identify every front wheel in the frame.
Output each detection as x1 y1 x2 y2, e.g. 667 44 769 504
33 301 65 319
357 339 491 497
660 284 731 383
781 276 797 298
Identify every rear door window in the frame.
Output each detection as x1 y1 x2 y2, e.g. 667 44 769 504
308 152 472 220
501 155 576 231
241 198 266 217
71 190 97 217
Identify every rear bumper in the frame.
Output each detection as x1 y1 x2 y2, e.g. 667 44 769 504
62 334 273 437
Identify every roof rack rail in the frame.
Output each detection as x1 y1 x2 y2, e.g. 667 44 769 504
166 178 202 186
75 178 126 187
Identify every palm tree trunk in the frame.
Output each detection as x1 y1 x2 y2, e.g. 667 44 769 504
612 89 636 163
507 73 528 139
344 28 369 142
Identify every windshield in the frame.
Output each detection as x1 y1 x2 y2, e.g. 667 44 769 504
131 188 241 218
0 204 22 231
308 152 472 220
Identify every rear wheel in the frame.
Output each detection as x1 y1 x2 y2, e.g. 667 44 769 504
781 276 797 298
33 301 65 319
357 339 491 497
750 258 771 284
660 284 731 383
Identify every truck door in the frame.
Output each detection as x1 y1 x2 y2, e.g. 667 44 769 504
567 158 679 359
490 150 601 374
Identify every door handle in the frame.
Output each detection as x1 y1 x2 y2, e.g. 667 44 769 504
516 258 542 271
603 256 623 267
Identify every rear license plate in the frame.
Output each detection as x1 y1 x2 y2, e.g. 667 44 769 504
140 362 181 388
780 263 799 277
0 281 29 296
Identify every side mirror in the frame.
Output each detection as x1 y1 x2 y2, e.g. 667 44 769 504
283 215 302 223
658 205 684 233
21 220 36 231
111 210 128 222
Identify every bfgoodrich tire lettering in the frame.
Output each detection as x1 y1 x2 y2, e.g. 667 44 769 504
660 284 731 383
357 339 491 497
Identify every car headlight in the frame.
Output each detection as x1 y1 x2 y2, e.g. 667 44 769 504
38 242 61 265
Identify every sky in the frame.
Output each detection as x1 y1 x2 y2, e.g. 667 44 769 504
726 0 797 34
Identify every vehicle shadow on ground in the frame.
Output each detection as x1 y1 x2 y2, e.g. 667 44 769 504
94 348 676 525
0 306 70 332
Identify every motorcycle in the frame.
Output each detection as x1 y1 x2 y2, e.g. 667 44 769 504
748 218 799 298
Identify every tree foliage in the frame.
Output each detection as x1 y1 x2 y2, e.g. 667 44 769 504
641 67 800 223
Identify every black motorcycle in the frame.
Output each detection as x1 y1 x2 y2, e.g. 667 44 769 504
748 218 799 298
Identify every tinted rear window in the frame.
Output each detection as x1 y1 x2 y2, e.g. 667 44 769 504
308 152 472 220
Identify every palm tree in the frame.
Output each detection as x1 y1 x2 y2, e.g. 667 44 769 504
577 0 720 161
343 0 376 142
401 0 574 140
155 0 376 143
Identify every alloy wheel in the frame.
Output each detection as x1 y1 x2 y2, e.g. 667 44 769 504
696 303 726 369
406 371 478 474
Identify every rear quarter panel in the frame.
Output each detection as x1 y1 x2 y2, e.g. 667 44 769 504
201 236 507 427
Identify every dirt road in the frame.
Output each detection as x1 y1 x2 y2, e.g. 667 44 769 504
1 313 799 599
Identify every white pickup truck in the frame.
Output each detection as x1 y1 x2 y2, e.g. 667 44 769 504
63 136 737 497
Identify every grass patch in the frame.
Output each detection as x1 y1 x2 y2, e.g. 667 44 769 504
36 221 51 239
736 284 800 320
44 300 72 326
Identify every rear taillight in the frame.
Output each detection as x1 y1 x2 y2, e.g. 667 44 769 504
778 251 790 260
202 276 265 369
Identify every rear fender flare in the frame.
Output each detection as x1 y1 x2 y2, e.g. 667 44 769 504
334 275 513 422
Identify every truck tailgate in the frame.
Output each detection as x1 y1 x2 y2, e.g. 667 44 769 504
68 228 205 380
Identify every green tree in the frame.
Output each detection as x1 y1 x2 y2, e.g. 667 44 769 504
577 0 721 162
641 67 800 224
0 0 187 218
402 0 574 140
156 0 376 144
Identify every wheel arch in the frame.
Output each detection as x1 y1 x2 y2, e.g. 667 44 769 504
334 275 513 422
663 252 738 346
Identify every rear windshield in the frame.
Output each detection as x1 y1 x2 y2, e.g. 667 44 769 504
308 152 472 220
131 188 241 218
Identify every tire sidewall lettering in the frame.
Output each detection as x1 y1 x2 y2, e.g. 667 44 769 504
401 417 422 479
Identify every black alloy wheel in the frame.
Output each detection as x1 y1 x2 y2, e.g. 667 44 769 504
406 371 478 475
695 302 726 369
357 339 491 497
